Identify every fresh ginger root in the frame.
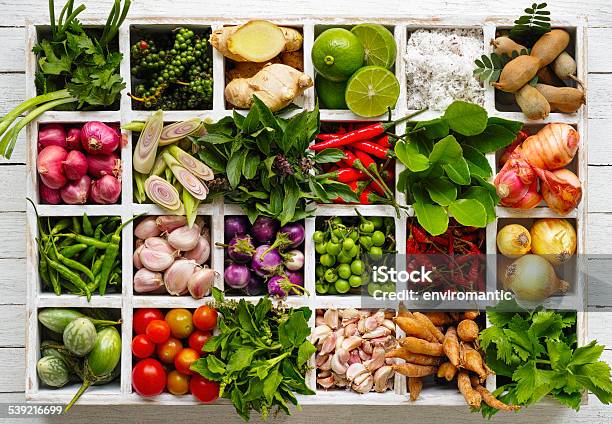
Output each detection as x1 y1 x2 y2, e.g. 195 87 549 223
225 63 313 111
211 21 303 62
281 50 304 71
226 59 280 81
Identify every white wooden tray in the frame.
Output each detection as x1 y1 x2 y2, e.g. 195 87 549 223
24 15 588 407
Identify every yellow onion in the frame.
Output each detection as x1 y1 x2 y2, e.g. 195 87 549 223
530 218 576 265
503 254 570 301
496 224 531 258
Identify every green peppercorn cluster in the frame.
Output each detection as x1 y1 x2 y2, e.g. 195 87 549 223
130 27 213 110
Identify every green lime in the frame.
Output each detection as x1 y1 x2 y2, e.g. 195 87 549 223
316 75 348 109
338 264 352 279
351 24 397 68
312 28 364 81
335 279 350 294
345 66 400 117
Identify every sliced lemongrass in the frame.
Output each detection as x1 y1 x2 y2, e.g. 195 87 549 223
167 145 214 181
133 110 163 174
144 175 182 211
163 152 209 200
159 118 202 146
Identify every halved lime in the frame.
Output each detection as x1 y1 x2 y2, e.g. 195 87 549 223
312 28 364 81
351 24 397 69
345 66 400 117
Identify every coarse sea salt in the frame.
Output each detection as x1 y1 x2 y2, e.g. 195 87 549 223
405 29 485 111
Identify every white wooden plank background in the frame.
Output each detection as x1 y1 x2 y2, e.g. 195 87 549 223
0 0 611 422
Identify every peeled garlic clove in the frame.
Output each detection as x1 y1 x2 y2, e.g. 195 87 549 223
188 267 216 299
364 316 378 332
311 325 332 345
382 319 395 333
331 349 349 375
134 217 161 239
346 363 368 382
319 354 332 371
344 322 358 337
348 349 361 365
184 236 211 265
316 353 329 367
139 247 175 271
373 310 385 325
324 309 339 329
156 215 187 233
317 374 335 389
168 224 200 251
362 327 390 339
145 236 177 256
164 259 197 295
133 245 144 269
133 268 164 293
315 315 325 327
340 308 360 320
373 365 394 392
353 375 374 393
364 346 386 372
341 335 362 351
358 348 372 362
357 318 366 334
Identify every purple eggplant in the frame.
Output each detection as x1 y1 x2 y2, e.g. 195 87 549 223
225 216 249 241
245 275 265 296
224 263 251 289
267 273 307 298
251 245 283 277
251 216 279 243
228 234 256 263
284 249 304 271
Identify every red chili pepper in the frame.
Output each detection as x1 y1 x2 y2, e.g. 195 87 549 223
309 110 425 151
353 150 377 172
359 188 374 204
411 225 430 244
317 133 338 141
374 135 391 148
406 237 419 254
334 168 367 183
367 180 385 196
352 141 393 159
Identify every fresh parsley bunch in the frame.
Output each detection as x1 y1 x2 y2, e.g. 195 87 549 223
197 97 357 225
478 302 612 418
191 289 316 421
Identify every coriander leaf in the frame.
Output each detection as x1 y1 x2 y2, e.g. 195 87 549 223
426 177 457 206
443 101 488 136
413 201 448 236
547 340 573 370
570 340 605 367
552 389 583 410
448 199 487 227
429 135 463 164
297 340 316 368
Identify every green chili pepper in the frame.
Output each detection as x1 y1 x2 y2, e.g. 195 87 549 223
98 214 145 295
60 244 88 259
54 234 110 249
61 279 85 296
82 214 93 236
71 216 82 234
89 216 109 227
52 240 95 282
45 243 62 295
58 236 75 248
109 271 120 286
47 259 91 301
80 246 96 265
50 218 71 236
37 241 51 290
92 256 104 276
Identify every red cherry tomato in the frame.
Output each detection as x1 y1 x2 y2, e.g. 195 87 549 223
188 330 212 353
132 358 166 397
190 374 220 403
133 308 164 335
156 337 183 365
131 334 155 358
167 370 190 396
193 305 217 331
174 348 200 375
146 320 171 344
165 308 194 339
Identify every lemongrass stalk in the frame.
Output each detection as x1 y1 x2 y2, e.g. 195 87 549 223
0 96 76 158
0 89 71 137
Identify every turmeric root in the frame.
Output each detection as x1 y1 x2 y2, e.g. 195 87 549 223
437 362 458 381
413 312 445 343
211 21 303 62
535 83 585 113
474 385 520 411
457 319 479 343
281 50 304 71
458 371 482 408
408 377 423 401
443 327 461 367
385 348 441 366
460 343 491 382
399 337 445 356
226 59 280 81
394 316 437 343
224 63 313 111
423 312 451 326
392 363 437 378
398 302 414 318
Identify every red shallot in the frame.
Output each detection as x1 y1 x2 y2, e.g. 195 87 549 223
81 121 120 155
90 174 121 204
37 145 68 189
87 152 121 178
62 150 88 180
60 175 91 204
66 127 82 150
39 183 61 204
38 124 67 149
494 157 536 206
